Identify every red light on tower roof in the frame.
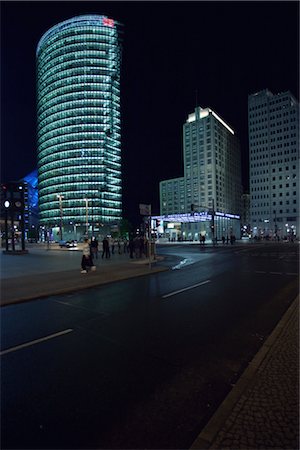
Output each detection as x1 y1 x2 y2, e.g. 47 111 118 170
103 17 114 27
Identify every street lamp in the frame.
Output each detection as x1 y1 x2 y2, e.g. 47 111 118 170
84 197 89 237
91 190 101 237
56 194 64 241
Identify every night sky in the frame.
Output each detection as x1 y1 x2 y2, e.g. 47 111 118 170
1 1 299 225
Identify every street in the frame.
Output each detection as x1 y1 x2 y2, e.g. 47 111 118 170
1 242 299 449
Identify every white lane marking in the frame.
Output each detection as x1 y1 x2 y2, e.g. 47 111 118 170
270 272 282 275
286 272 298 276
162 280 211 299
172 258 188 270
0 329 73 356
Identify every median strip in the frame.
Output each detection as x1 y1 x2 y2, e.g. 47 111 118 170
0 329 73 356
162 280 211 299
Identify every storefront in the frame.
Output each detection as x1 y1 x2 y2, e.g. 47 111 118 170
152 211 241 243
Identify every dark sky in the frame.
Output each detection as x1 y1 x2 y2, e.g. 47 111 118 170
1 1 299 225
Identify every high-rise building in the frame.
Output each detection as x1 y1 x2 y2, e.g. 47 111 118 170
183 107 241 214
160 177 185 215
159 106 242 241
248 89 299 238
36 15 123 237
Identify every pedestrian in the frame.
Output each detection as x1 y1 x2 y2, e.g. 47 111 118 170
90 236 98 259
123 238 128 253
102 236 110 259
139 236 145 258
134 236 140 258
226 235 229 245
81 238 96 273
128 236 134 259
117 239 122 254
111 239 115 254
222 235 225 245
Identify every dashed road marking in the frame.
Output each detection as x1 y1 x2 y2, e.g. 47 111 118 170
162 280 211 299
0 329 73 356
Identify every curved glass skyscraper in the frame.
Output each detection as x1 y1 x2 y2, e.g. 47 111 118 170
36 15 122 236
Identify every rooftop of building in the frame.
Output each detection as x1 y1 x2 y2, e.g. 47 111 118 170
186 106 235 135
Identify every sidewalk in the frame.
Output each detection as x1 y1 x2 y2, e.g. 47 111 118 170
191 295 299 450
0 246 167 306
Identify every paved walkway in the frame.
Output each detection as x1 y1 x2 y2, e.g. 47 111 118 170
191 296 299 450
0 244 167 306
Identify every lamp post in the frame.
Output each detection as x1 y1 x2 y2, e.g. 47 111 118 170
84 197 89 237
56 194 64 241
91 190 101 237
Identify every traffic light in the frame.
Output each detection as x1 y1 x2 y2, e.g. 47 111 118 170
191 204 194 212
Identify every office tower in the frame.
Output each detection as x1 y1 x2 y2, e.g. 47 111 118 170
159 106 242 241
160 177 185 216
36 15 122 236
248 89 299 238
183 107 241 214
160 107 242 216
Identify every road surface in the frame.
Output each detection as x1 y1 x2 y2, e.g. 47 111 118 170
1 243 298 449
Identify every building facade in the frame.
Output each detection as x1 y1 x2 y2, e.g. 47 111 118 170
160 177 185 215
22 170 39 237
248 89 299 238
36 15 122 238
159 106 242 241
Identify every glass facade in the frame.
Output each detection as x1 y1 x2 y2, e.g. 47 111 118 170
36 15 122 230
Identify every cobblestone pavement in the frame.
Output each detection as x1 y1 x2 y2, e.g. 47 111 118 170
191 297 299 450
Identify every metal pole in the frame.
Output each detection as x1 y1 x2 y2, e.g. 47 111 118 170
92 195 94 237
212 198 215 245
21 187 25 251
85 198 89 237
11 205 15 252
5 209 8 251
57 194 64 241
149 205 152 270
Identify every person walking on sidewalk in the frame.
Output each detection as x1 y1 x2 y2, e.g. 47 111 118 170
81 238 96 273
128 236 134 259
90 236 98 259
102 236 110 259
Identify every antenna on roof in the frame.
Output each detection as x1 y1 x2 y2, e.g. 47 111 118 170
195 89 198 108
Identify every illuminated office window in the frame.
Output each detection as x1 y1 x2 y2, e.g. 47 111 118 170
36 15 123 226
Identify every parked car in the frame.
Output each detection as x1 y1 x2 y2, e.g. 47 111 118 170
59 240 77 248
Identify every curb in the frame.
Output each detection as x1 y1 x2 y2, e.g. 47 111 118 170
0 264 168 307
190 295 299 449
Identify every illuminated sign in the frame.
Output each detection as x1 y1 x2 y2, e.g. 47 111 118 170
103 17 114 27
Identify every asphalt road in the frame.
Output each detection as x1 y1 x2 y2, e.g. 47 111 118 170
1 243 298 449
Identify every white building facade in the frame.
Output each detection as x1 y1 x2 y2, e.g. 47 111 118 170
248 89 299 238
159 106 242 241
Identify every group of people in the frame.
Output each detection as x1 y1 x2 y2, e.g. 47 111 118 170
81 235 150 273
101 236 130 259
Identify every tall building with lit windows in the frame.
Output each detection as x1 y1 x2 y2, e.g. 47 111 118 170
248 89 299 238
36 15 122 237
159 106 242 241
